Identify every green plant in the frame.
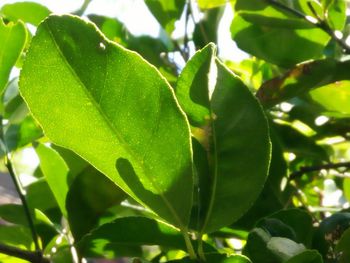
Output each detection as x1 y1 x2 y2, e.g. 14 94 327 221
1 0 350 262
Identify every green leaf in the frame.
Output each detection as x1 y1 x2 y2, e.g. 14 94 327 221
0 2 51 26
0 204 54 228
66 166 126 241
167 254 252 262
256 59 350 108
176 44 271 233
244 228 308 263
257 209 314 247
19 15 193 230
0 19 27 93
144 0 186 33
313 212 350 258
234 129 289 229
4 116 42 153
197 0 227 9
336 227 350 262
284 250 323 263
78 217 200 258
309 81 350 116
0 225 33 250
35 143 71 217
231 0 330 67
26 179 61 223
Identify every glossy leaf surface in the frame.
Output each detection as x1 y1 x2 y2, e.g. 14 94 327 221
176 44 270 233
0 18 26 93
20 15 193 230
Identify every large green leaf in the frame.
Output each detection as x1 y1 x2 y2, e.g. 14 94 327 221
0 2 50 26
231 0 333 67
144 0 186 33
0 18 27 93
176 44 271 233
77 217 212 258
19 15 193 230
256 59 350 108
35 143 71 217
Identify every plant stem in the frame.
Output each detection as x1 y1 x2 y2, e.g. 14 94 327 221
267 0 350 53
0 116 40 251
289 161 350 180
4 155 41 251
0 243 48 263
197 234 206 262
73 0 93 16
182 229 197 260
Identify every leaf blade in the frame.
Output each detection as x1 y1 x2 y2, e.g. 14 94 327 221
20 15 193 230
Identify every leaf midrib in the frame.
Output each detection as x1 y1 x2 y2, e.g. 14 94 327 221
44 20 187 230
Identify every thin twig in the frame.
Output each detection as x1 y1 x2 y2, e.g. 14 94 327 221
73 0 93 16
289 161 350 180
0 116 40 251
267 0 350 54
0 243 49 263
189 0 209 44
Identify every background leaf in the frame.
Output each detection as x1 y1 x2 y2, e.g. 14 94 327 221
0 18 26 93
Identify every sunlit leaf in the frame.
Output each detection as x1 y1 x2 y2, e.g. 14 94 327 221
20 15 193 231
176 44 270 233
0 18 27 93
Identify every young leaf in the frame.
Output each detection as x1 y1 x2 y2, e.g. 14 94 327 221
0 2 51 26
0 18 27 94
176 44 271 233
35 143 71 217
19 15 193 231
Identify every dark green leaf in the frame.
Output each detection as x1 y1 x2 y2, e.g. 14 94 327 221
284 250 323 263
244 228 307 263
168 254 252 262
313 212 350 258
176 44 271 233
66 166 126 240
20 15 193 231
0 2 51 26
0 18 27 93
336 227 350 262
78 217 204 258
